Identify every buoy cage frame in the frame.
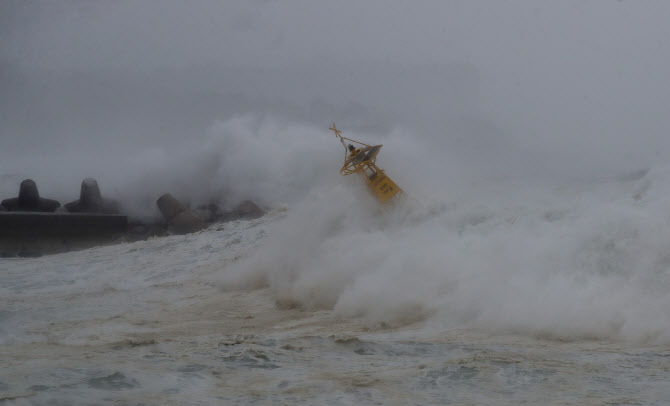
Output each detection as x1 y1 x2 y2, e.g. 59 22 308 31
329 123 402 203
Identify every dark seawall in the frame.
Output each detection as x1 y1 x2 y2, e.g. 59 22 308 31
0 212 128 257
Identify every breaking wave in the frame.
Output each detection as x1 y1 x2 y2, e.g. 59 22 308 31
216 118 670 344
4 114 670 343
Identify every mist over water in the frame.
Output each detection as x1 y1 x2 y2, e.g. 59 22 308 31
3 1 670 342
5 5 670 403
218 127 670 343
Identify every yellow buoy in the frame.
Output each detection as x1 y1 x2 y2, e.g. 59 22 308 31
329 123 403 203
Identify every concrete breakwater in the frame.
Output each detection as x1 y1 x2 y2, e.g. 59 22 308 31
0 212 128 257
0 179 265 257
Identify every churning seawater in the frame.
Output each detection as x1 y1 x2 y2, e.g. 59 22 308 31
3 163 670 405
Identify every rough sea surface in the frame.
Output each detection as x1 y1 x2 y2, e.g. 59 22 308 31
3 168 670 405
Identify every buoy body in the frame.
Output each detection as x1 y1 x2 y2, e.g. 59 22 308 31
367 170 401 203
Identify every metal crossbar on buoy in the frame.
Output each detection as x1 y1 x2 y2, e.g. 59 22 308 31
329 123 402 203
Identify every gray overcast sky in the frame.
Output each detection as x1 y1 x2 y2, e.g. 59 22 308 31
5 2 669 70
2 1 670 181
